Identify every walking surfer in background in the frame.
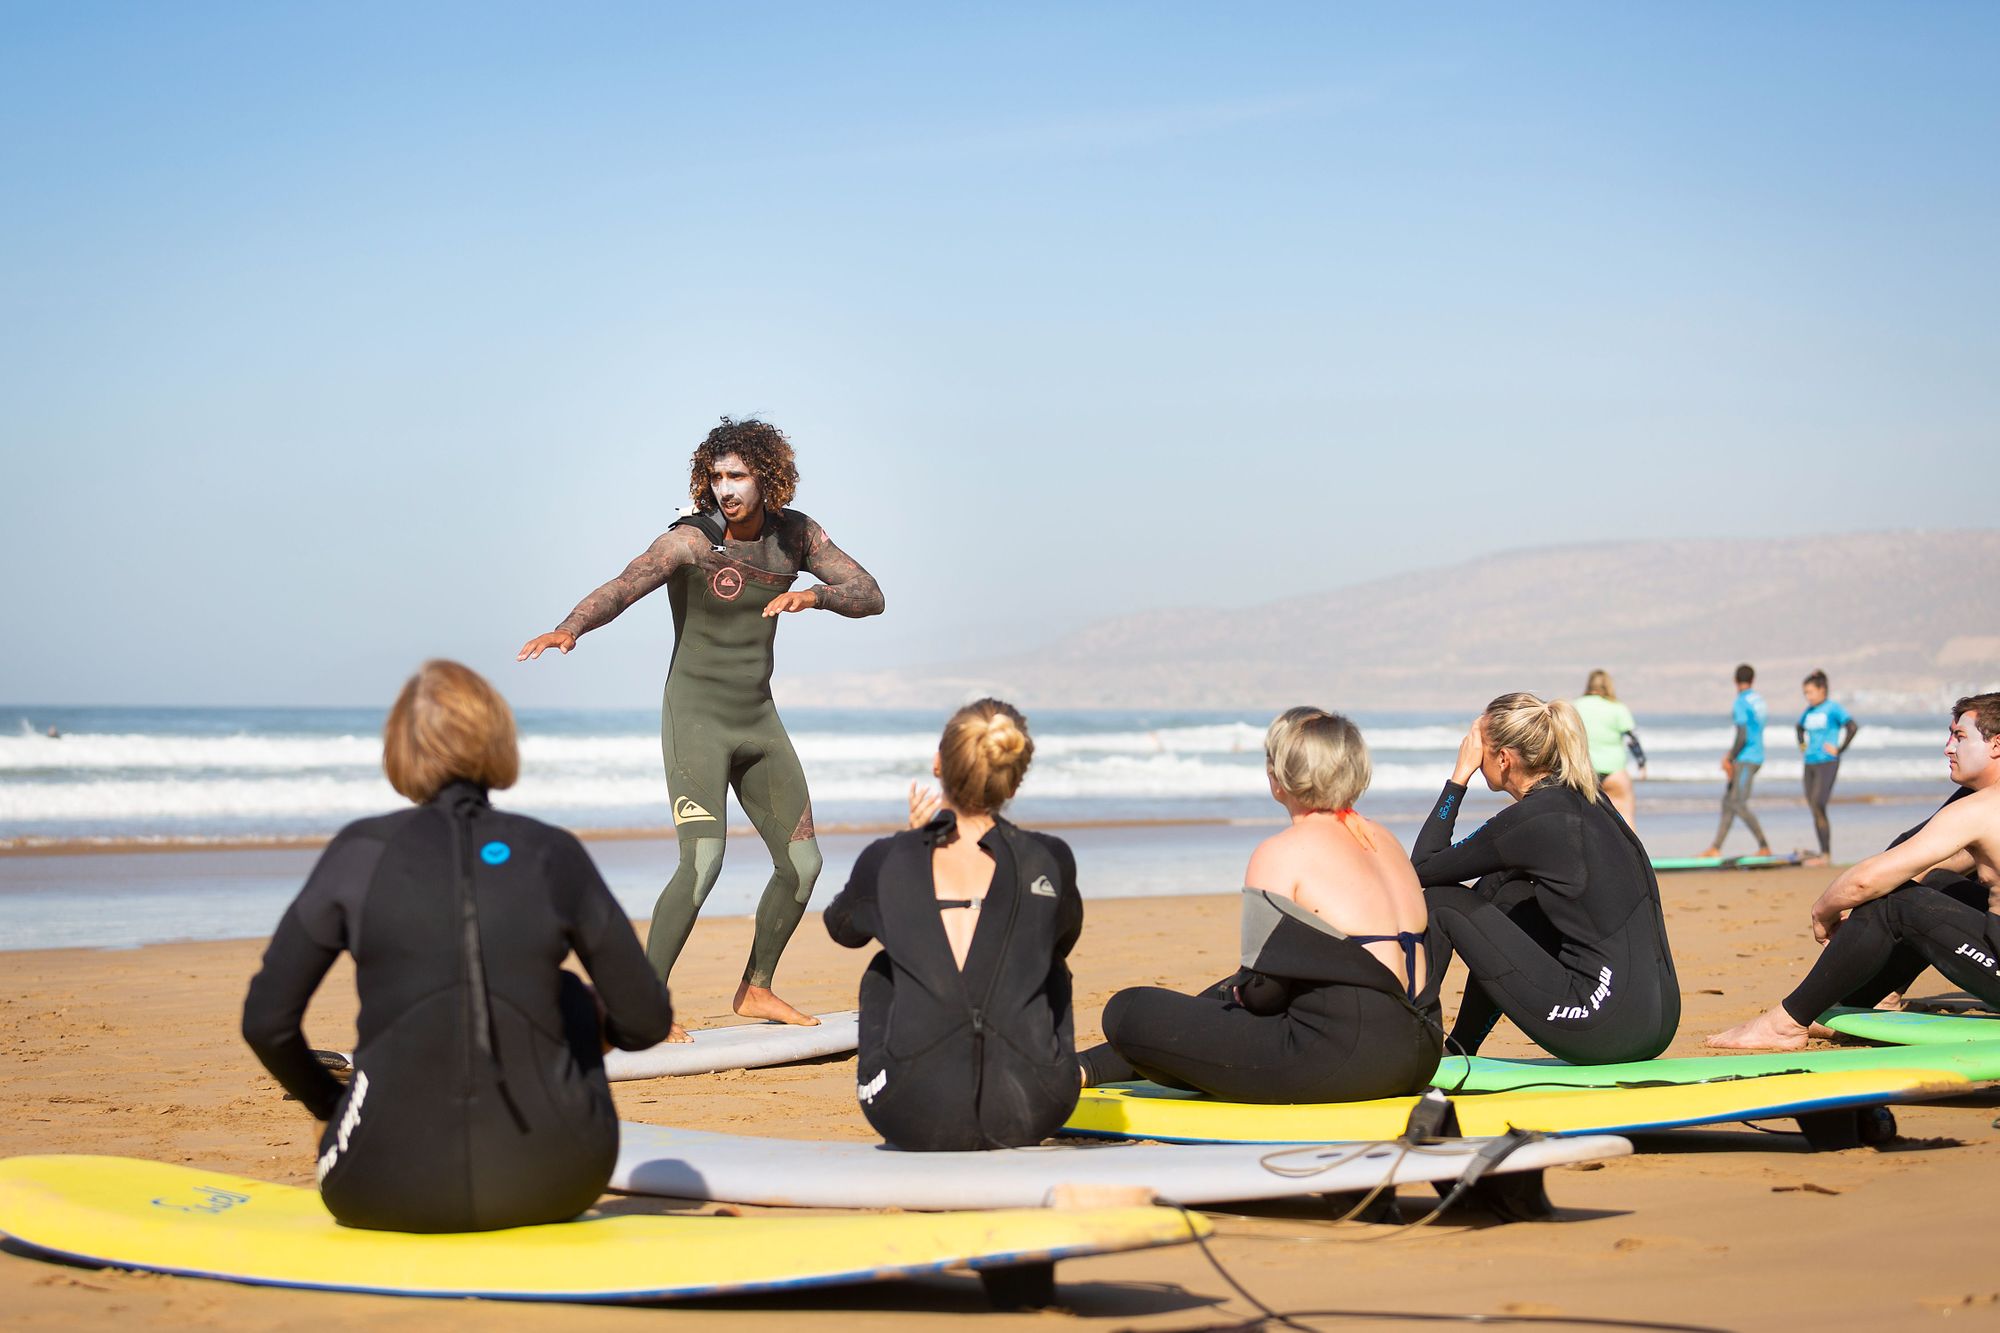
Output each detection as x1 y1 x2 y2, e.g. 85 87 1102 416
1572 669 1647 827
242 661 674 1232
1797 669 1860 867
519 418 884 1039
1700 663 1772 860
824 701 1083 1150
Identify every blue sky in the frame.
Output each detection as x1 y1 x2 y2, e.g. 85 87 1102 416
3 3 1995 707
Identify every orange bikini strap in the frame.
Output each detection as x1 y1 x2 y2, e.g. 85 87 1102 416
1327 807 1377 853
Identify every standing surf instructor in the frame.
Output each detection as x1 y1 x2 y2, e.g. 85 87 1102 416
518 419 884 1039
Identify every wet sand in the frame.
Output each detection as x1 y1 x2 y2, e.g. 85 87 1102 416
4 864 1998 1331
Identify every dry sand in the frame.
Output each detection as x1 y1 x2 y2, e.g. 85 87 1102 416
4 864 1997 1331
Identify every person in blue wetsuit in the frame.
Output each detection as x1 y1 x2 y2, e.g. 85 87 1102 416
1079 708 1440 1104
824 700 1083 1150
1701 663 1772 859
1414 693 1679 1064
241 661 675 1232
1797 669 1860 866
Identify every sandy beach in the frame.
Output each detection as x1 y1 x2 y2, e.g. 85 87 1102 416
3 861 1997 1332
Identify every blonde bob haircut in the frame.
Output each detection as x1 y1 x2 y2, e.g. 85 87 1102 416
1483 692 1598 802
1264 707 1371 812
1583 669 1616 700
938 698 1034 816
382 660 521 804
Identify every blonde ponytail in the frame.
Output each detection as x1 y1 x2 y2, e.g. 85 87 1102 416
938 699 1035 815
1483 692 1600 802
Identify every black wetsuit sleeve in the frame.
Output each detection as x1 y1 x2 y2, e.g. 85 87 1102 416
1729 725 1749 761
1795 721 1807 749
824 838 891 947
1411 782 1572 893
241 832 375 1119
554 832 675 1050
1624 730 1647 767
1839 719 1860 755
1041 834 1084 959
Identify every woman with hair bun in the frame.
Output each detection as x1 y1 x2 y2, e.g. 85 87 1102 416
1414 692 1679 1064
1079 708 1440 1104
823 700 1083 1150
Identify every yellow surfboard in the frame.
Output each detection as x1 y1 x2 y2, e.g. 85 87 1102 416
1068 1068 1972 1145
0 1156 1206 1303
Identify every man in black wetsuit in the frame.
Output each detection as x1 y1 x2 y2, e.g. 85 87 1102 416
1708 694 2000 1050
519 419 883 1038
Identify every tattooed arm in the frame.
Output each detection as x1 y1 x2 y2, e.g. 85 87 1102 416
764 516 885 619
518 529 700 659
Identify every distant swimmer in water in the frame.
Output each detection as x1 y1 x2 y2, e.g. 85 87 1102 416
1707 749 2000 1051
1699 663 1772 860
45 724 59 739
1413 694 1679 1064
1571 670 1646 826
825 701 1083 1149
1079 708 1440 1103
1796 669 1860 867
241 660 674 1232
518 418 883 1039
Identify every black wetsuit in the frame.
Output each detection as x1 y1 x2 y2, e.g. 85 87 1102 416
241 782 675 1232
823 813 1082 1150
1081 890 1441 1104
1413 780 1679 1064
1783 786 1999 1020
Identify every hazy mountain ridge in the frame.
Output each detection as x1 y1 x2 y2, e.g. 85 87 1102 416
781 530 2000 713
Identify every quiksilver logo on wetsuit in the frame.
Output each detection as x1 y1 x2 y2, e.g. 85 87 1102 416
673 797 717 825
710 567 744 600
1029 875 1056 897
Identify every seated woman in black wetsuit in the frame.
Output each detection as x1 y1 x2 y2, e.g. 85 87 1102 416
1079 708 1441 1104
241 660 674 1232
824 700 1083 1150
1415 693 1679 1065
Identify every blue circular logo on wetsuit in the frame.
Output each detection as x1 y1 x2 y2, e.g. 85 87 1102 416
480 841 511 866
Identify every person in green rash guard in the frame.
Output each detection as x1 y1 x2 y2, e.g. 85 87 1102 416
518 418 884 1039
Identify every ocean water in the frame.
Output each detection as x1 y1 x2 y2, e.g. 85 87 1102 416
0 704 1960 950
0 704 1960 844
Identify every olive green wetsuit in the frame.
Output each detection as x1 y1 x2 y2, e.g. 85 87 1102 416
555 508 883 990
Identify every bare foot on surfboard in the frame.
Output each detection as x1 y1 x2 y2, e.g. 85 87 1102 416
1706 1005 1811 1051
734 982 820 1027
666 1023 693 1044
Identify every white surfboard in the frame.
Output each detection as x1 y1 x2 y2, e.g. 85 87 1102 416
604 1012 860 1081
610 1122 1632 1209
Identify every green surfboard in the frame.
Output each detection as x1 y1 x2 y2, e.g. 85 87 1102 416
1650 853 1803 872
1432 1038 2000 1092
1820 1006 2000 1045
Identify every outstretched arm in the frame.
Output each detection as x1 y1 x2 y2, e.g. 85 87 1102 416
519 530 699 659
766 522 884 619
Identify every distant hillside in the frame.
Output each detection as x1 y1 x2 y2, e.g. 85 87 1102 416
780 530 2000 714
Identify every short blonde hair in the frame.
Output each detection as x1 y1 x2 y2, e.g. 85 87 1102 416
1264 707 1371 811
1484 692 1597 802
938 699 1034 815
1583 669 1615 700
382 660 520 804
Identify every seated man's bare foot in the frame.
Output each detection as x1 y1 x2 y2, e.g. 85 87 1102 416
1876 993 1904 1011
1706 1006 1811 1051
734 982 820 1027
1697 847 1722 859
1806 1022 1839 1040
666 1023 693 1044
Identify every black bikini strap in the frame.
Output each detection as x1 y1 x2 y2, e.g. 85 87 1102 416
1348 930 1424 1000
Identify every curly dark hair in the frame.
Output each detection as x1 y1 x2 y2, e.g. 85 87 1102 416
687 417 799 513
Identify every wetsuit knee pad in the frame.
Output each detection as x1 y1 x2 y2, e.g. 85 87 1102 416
683 837 726 906
786 838 823 904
